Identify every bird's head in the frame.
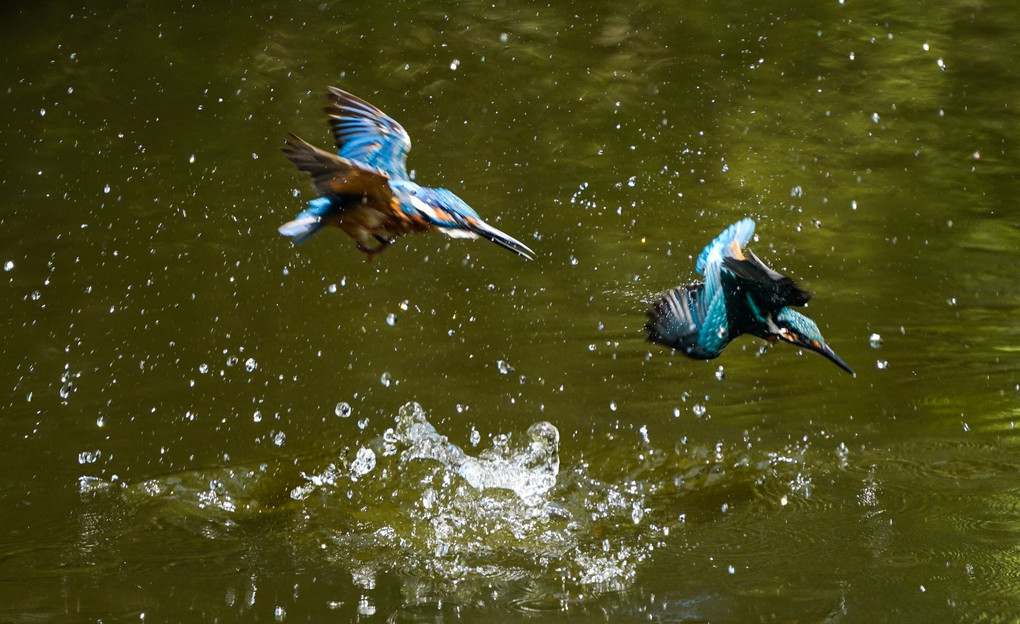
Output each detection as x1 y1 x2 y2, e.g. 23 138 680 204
769 307 855 376
430 187 479 218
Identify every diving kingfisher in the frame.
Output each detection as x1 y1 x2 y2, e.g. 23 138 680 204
279 87 535 260
645 218 854 375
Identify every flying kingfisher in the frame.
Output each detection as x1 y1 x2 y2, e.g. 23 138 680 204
645 218 854 375
279 87 535 260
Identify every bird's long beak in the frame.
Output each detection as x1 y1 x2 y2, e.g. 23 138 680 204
778 332 855 377
471 220 536 260
816 342 855 377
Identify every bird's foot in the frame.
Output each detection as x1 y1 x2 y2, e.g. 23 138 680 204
357 235 395 259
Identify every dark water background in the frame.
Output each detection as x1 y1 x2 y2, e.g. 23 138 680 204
1 1 1017 622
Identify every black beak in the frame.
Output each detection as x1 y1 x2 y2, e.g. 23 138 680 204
778 333 855 377
816 342 855 377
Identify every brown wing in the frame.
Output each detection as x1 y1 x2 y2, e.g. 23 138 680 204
282 133 393 199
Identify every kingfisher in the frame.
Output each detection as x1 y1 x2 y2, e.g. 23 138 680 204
645 218 854 375
279 87 535 260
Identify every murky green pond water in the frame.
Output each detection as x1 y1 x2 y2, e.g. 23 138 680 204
2 1 1018 621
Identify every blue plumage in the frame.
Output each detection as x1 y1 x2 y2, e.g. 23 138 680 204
646 219 853 375
280 87 534 259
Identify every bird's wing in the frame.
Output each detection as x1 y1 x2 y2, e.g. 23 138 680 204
722 248 811 307
696 256 733 354
646 282 727 359
695 218 756 276
324 87 411 181
282 134 393 198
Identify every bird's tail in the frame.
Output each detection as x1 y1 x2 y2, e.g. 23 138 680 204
645 284 716 359
279 197 332 244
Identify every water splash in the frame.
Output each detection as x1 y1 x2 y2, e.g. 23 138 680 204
75 402 828 609
293 402 559 505
395 402 559 503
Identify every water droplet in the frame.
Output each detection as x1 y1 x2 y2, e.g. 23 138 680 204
103 184 111 194
627 176 637 187
226 355 239 366
496 360 513 375
869 333 883 348
499 32 508 43
380 371 391 387
274 605 286 621
357 417 369 430
253 410 262 423
631 501 643 524
334 402 352 418
851 200 858 210
385 313 396 326
273 431 286 446
692 404 707 417
96 416 104 427
715 366 725 381
673 407 681 418
198 363 209 374
327 283 337 294
469 427 481 446
871 112 880 123
449 59 460 71
419 488 440 514
876 360 889 370
3 260 13 271
244 358 257 372
351 447 376 477
728 565 736 574
78 450 101 464
188 154 196 164
609 401 617 411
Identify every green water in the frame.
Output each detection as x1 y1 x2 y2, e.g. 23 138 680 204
2 1 1018 621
